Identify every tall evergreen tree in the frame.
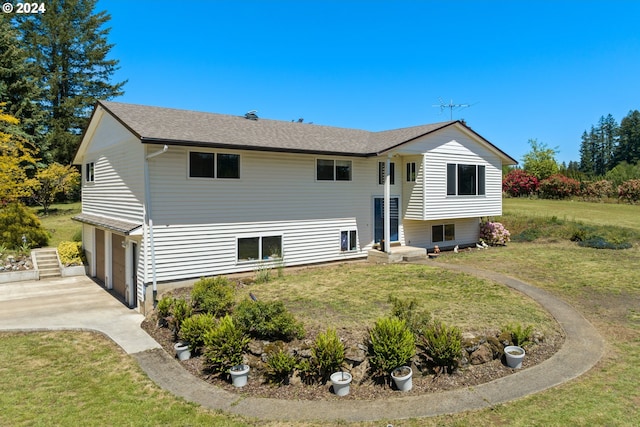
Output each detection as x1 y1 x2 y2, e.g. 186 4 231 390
15 0 126 165
0 16 46 159
579 129 594 174
597 114 618 173
615 110 640 166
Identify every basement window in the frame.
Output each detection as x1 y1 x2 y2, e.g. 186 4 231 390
237 236 282 262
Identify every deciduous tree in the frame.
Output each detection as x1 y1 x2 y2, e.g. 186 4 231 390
522 139 559 181
0 107 38 203
29 162 80 215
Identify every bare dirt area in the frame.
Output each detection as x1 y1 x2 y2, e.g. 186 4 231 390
141 307 564 401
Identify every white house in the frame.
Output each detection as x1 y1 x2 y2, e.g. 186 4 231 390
72 101 516 313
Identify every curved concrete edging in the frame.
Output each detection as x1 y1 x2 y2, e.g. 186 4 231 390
133 262 605 423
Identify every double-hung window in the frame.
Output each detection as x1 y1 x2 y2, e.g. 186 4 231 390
447 164 486 196
406 162 416 182
237 235 282 262
316 159 352 181
85 162 95 183
189 151 240 179
378 162 395 185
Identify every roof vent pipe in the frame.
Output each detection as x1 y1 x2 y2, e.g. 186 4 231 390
244 110 258 120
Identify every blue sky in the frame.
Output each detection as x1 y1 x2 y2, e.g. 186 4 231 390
98 0 640 165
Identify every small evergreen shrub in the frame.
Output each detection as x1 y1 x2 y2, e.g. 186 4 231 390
203 315 250 374
502 169 539 197
389 295 431 336
479 221 511 245
168 297 192 336
368 317 416 378
502 323 534 347
57 241 85 266
539 174 580 199
234 299 305 341
178 313 216 354
156 295 174 320
191 276 235 317
420 320 462 373
618 179 640 204
0 203 49 249
265 349 298 385
311 328 345 381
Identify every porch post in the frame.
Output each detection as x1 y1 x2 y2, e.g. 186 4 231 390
384 154 391 253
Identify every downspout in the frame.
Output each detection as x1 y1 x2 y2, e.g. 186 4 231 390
144 144 168 307
384 154 392 253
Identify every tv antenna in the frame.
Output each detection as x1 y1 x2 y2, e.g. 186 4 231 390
432 98 471 120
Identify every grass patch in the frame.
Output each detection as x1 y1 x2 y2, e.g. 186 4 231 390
241 263 557 336
0 331 247 427
31 202 81 247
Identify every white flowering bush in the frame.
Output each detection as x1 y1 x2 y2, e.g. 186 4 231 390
479 221 511 245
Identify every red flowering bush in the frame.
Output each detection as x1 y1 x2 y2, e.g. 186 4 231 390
581 180 614 201
618 179 640 204
502 169 539 197
539 174 580 199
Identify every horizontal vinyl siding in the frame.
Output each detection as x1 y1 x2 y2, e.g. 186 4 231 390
403 155 425 220
144 218 366 282
81 115 145 223
404 218 479 249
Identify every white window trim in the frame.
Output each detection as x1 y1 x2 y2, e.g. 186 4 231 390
432 223 456 243
339 228 358 252
187 150 241 180
315 158 353 182
236 233 283 264
85 161 95 183
446 163 486 197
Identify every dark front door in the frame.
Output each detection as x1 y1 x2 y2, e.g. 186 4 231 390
374 197 399 243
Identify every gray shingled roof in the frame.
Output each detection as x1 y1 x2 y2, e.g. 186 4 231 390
72 213 141 235
96 101 516 162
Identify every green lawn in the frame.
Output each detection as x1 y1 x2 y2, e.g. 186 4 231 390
503 197 640 232
32 201 81 247
2 198 639 426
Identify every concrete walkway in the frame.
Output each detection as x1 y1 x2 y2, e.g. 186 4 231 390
0 264 605 423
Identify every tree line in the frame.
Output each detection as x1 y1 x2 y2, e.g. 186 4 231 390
577 110 640 177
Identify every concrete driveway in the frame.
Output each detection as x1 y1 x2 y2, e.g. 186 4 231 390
0 275 160 354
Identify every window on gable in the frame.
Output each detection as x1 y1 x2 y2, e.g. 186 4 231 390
340 229 357 252
237 235 282 262
432 224 455 243
189 151 240 179
317 159 352 181
378 161 395 185
85 162 95 182
447 163 486 196
406 162 416 182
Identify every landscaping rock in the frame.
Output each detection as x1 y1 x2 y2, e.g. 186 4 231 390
345 344 366 363
470 344 493 365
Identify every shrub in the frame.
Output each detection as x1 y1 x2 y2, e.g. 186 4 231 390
265 349 298 385
479 221 511 245
311 328 345 381
502 323 534 347
191 276 235 317
168 297 192 337
0 203 49 249
203 315 250 374
389 295 431 337
539 174 580 199
234 299 305 341
419 320 462 373
178 313 216 354
368 317 416 378
502 169 539 197
618 179 640 204
581 180 613 201
156 295 174 320
57 241 85 266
